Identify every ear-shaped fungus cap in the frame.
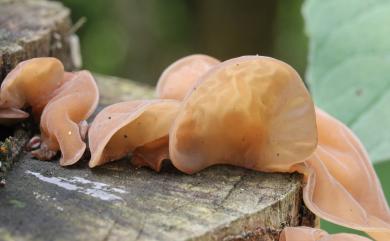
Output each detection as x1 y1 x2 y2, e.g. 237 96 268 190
169 56 317 174
280 227 372 241
303 108 390 241
156 54 220 100
88 100 180 170
0 57 65 118
36 70 99 166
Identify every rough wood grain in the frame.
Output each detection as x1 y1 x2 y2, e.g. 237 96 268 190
0 74 317 241
0 156 315 241
0 0 76 81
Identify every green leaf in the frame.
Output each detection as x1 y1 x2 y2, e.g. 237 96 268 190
303 0 390 163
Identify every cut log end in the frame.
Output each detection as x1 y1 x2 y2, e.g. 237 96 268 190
0 0 76 81
0 157 317 241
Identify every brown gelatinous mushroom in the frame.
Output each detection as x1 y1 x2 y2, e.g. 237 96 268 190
32 70 99 166
280 227 372 241
132 136 170 171
0 58 99 165
0 57 65 118
156 54 220 100
88 99 180 170
302 108 390 241
169 56 317 174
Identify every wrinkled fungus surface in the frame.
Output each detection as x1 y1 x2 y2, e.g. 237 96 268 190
169 56 317 174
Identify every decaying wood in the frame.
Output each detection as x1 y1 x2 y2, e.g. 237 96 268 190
0 154 315 241
0 0 76 81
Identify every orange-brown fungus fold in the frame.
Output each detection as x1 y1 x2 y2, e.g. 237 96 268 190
0 58 99 166
156 54 220 100
35 71 99 166
280 227 372 241
301 108 390 241
0 57 65 118
88 100 180 170
169 56 317 174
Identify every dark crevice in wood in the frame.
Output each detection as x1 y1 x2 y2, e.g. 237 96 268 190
0 121 33 186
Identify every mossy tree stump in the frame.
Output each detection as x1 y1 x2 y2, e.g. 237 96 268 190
0 1 317 240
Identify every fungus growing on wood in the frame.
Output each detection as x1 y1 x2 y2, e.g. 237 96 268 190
0 58 99 166
161 54 390 240
32 71 99 166
3 55 389 241
88 100 180 170
156 54 220 100
169 56 317 174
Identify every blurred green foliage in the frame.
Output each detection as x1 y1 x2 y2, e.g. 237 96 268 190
60 0 306 85
303 0 390 164
303 0 390 237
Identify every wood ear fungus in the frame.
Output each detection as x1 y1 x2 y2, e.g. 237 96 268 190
302 108 390 241
33 70 99 166
0 58 99 166
0 58 65 118
156 54 220 100
169 56 317 174
88 100 180 170
159 54 390 241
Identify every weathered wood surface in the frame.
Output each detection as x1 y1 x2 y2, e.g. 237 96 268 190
95 74 155 105
0 156 314 241
0 74 317 241
0 0 76 81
